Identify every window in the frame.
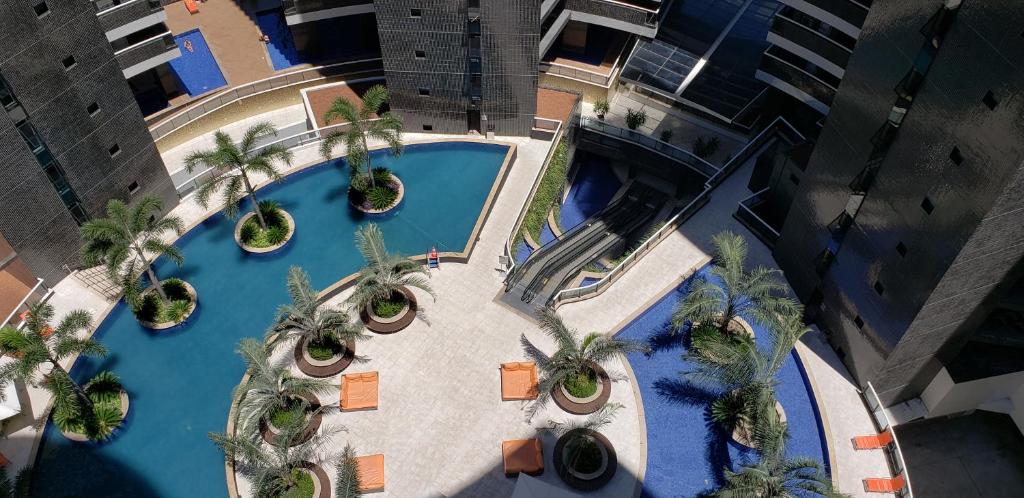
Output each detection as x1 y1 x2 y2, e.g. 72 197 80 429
949 146 962 165
921 197 934 214
418 88 430 96
128 181 140 194
410 8 421 17
108 143 121 157
415 50 426 59
789 173 800 185
873 280 885 296
87 102 100 116
896 241 907 257
982 90 998 110
422 124 433 131
61 55 76 70
854 316 864 329
33 1 49 17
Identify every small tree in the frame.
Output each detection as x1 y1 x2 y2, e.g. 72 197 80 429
625 108 647 130
693 136 721 159
184 123 293 229
593 98 610 119
547 403 621 477
319 85 403 189
347 223 434 313
672 231 796 335
334 444 362 498
80 196 184 304
267 266 365 357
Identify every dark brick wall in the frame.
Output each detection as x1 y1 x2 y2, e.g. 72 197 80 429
773 1 1024 404
374 0 538 136
0 0 177 283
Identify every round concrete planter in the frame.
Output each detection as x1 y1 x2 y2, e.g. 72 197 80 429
360 286 418 334
731 399 787 448
554 429 617 491
693 315 755 338
260 393 323 446
350 174 405 214
295 462 331 498
552 362 611 415
60 389 130 443
137 281 198 331
234 209 295 254
294 336 356 378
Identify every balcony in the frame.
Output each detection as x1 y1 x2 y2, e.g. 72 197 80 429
115 32 180 79
756 55 835 114
769 14 852 72
778 0 868 34
564 0 659 38
735 188 783 247
94 0 164 36
282 0 374 25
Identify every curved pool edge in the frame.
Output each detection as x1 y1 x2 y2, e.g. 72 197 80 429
792 340 838 483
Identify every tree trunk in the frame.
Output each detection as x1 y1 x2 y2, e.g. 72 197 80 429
242 173 268 229
50 360 95 413
721 300 735 334
135 244 169 302
362 135 376 189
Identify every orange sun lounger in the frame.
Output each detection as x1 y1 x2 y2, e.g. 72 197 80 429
355 454 385 492
502 438 544 477
341 372 379 411
183 0 199 14
853 428 894 450
500 362 539 401
863 476 906 493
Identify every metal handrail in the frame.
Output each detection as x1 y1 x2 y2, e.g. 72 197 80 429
580 116 719 178
865 382 915 498
736 187 780 238
2 278 49 328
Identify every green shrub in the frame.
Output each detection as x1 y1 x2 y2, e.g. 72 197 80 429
367 185 398 210
519 139 569 244
280 468 315 498
89 403 125 441
265 225 289 245
372 167 393 186
132 292 161 322
566 439 604 474
625 108 647 130
350 173 371 193
307 335 344 361
692 136 720 159
164 300 192 324
372 296 406 318
86 371 123 405
269 402 307 429
239 221 259 244
162 278 189 301
563 368 598 398
710 390 747 431
593 98 610 118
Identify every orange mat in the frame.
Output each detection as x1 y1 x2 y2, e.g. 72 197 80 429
183 0 198 14
502 439 544 476
355 454 384 492
341 372 379 411
863 476 905 493
500 362 539 401
853 429 893 450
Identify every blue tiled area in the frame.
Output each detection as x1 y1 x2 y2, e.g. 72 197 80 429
255 9 303 70
169 29 227 97
559 156 621 230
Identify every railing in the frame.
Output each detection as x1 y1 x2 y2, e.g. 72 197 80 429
580 116 719 179
2 278 50 329
93 0 159 14
282 0 371 16
735 188 780 245
540 62 618 87
770 15 852 69
759 55 837 107
147 59 384 141
864 382 915 498
566 0 659 28
706 116 805 188
114 32 176 70
783 0 869 30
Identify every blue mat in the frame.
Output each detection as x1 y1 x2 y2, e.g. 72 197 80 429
169 29 227 96
255 9 303 70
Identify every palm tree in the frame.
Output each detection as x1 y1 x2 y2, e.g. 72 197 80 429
319 84 403 189
0 303 122 440
547 403 621 481
80 196 184 303
522 308 648 414
347 223 434 312
713 404 848 498
334 444 362 498
184 122 293 229
233 338 337 438
672 231 796 335
209 417 342 498
0 465 31 498
267 266 365 354
682 309 810 438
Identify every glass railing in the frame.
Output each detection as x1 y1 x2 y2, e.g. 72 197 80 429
579 116 719 178
771 15 852 69
735 188 780 245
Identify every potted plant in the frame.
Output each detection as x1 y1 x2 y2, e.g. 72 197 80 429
319 85 405 214
625 108 646 130
80 196 196 329
184 123 295 252
521 307 648 416
347 224 434 333
233 338 337 445
593 98 610 120
548 403 621 491
692 135 721 159
267 267 366 378
209 417 342 498
0 304 127 442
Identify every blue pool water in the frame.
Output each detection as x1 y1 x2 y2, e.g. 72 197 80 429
169 29 227 97
31 142 509 498
560 156 621 229
617 266 828 497
255 10 303 70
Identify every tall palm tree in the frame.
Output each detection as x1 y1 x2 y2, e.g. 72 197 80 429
80 196 184 303
233 338 337 438
0 303 120 440
347 223 434 312
209 417 342 498
319 85 403 189
334 444 362 498
713 403 848 498
522 308 648 413
266 266 365 350
682 309 810 437
184 123 293 229
547 403 621 474
672 231 796 334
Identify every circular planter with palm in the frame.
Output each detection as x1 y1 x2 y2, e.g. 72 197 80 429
523 308 648 416
183 122 295 252
348 223 434 334
319 84 405 215
548 404 621 492
0 303 128 442
267 267 365 378
80 197 197 330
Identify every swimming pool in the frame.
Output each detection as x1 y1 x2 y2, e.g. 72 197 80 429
31 142 510 497
169 29 227 97
255 10 303 71
617 266 829 497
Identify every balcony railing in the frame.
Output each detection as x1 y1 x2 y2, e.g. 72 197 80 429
580 116 719 178
735 188 780 246
114 32 176 72
771 15 852 69
864 383 915 498
565 0 659 29
282 0 371 16
781 0 868 30
540 62 617 87
2 278 50 329
759 55 836 107
95 0 163 33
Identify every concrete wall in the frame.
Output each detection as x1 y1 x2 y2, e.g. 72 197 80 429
921 367 1024 432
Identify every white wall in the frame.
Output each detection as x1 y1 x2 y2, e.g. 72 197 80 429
921 367 1024 434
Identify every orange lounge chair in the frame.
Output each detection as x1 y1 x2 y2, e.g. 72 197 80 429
500 362 539 401
183 0 199 14
0 452 8 467
502 438 544 477
355 454 384 492
341 372 379 411
863 476 906 493
853 429 894 450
